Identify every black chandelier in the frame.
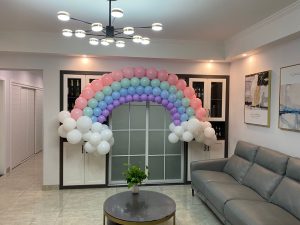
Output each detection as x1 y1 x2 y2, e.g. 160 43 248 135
57 0 163 48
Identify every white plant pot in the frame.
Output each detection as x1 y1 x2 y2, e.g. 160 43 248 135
132 185 139 194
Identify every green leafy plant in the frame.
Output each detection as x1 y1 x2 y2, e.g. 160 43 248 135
123 164 148 188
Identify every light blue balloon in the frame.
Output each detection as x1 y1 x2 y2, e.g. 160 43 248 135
174 99 182 107
91 116 98 123
152 87 161 96
93 107 102 117
176 90 184 99
88 98 98 108
111 82 121 91
186 107 195 116
180 113 189 122
128 86 136 95
140 77 150 86
95 91 104 101
103 86 112 96
144 86 153 95
120 88 128 97
161 90 169 99
112 91 121 100
121 78 130 88
98 101 107 110
168 94 177 103
136 86 144 95
130 77 140 87
169 85 177 94
83 107 93 117
182 98 190 107
160 81 170 90
151 79 160 87
178 106 186 114
104 96 113 104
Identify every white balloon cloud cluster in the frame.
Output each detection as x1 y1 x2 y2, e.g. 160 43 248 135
58 111 114 155
168 118 217 146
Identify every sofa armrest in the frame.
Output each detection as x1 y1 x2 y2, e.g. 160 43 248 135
190 158 228 172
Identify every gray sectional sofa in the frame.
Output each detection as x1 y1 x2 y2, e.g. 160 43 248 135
191 141 300 225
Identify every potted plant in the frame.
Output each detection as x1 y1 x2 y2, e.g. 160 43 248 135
123 164 148 194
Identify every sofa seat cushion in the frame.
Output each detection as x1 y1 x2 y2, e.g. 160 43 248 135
224 200 300 225
205 182 264 215
191 170 238 193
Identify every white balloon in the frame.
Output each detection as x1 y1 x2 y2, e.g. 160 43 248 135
58 125 67 138
91 122 103 133
195 133 205 143
101 124 109 131
58 111 71 123
204 135 217 146
202 121 212 129
169 123 176 132
84 142 96 153
181 121 188 130
174 126 184 137
97 141 110 155
89 132 102 146
76 116 92 133
168 133 179 143
101 129 113 141
187 118 201 135
82 131 92 142
63 118 76 132
204 127 215 138
182 131 194 142
108 137 115 146
66 129 82 144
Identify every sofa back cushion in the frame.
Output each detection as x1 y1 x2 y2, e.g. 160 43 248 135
223 141 258 183
270 158 300 220
243 147 288 200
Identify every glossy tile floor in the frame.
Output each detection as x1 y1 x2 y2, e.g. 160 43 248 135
0 153 221 225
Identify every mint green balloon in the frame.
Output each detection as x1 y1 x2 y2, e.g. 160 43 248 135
130 77 140 87
186 107 195 116
176 90 184 99
140 77 150 87
182 98 190 107
103 86 112 96
160 81 170 90
83 107 93 117
111 82 121 91
169 85 177 94
88 98 98 109
151 79 160 87
95 91 104 101
121 78 130 88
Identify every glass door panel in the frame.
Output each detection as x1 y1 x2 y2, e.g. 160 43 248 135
192 81 205 104
67 78 82 111
111 131 129 155
210 82 223 118
111 104 129 129
148 131 164 155
130 131 146 155
111 156 128 181
148 156 164 180
165 156 182 179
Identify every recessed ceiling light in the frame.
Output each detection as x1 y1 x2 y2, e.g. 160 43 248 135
62 29 72 37
152 23 163 31
111 8 124 18
75 30 86 38
209 60 214 62
242 54 248 57
57 11 70 21
91 23 103 32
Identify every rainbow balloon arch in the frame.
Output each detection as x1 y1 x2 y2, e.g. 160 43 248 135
58 67 217 155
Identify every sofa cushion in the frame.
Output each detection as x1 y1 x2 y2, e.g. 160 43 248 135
205 182 264 215
286 157 300 182
224 200 300 225
234 141 258 161
271 177 300 220
223 155 252 183
255 147 288 175
191 170 238 193
243 163 283 200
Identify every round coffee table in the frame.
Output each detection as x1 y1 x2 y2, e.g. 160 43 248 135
103 190 176 225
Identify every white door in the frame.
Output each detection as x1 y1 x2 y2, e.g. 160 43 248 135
26 89 35 157
209 140 225 159
35 89 43 153
63 143 85 185
85 75 101 85
84 152 106 185
63 75 85 111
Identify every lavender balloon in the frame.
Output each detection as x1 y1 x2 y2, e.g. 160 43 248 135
102 109 110 117
107 104 114 111
119 96 126 104
174 119 181 126
113 100 120 107
170 108 177 114
126 95 133 102
155 96 162 104
162 99 169 106
98 115 106 123
141 94 148 101
167 103 174 110
172 113 180 120
148 94 155 102
133 94 140 101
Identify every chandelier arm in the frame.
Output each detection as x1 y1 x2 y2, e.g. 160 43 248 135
86 34 106 37
114 26 152 30
114 36 133 40
70 17 92 25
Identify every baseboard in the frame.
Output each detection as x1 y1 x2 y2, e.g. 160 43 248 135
6 167 10 173
42 185 59 191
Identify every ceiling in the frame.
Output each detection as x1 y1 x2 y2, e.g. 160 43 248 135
0 0 297 42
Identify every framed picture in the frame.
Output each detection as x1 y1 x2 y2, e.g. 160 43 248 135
279 64 300 132
244 71 271 127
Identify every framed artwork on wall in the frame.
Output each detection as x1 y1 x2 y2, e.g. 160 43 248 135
244 71 271 127
279 64 300 132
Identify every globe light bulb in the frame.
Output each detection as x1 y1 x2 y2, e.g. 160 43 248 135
89 38 99 46
152 23 163 31
101 39 110 46
75 30 86 38
132 35 142 43
106 38 115 43
91 23 103 32
141 37 150 45
57 11 70 21
116 40 125 48
62 29 72 37
111 8 124 18
123 27 134 35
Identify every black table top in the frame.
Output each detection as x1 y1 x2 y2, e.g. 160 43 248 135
103 190 176 222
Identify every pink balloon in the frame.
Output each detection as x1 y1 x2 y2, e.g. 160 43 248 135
122 67 134 79
102 74 114 86
91 79 103 92
112 71 123 81
190 98 202 110
134 67 146 78
176 79 187 91
196 108 207 121
184 87 195 98
146 67 158 80
82 88 94 100
75 97 88 109
168 74 179 85
85 83 92 89
71 108 83 120
157 70 168 81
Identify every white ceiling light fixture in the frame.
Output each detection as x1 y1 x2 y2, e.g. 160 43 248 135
57 0 163 48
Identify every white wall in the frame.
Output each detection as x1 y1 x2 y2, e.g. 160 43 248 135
229 36 300 157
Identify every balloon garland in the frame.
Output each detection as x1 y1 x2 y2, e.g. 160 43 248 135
58 67 217 155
